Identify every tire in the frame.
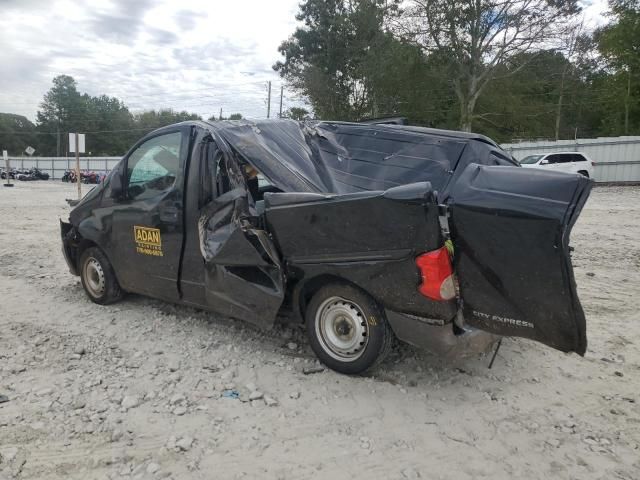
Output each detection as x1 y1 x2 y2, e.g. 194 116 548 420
79 247 123 305
578 170 589 177
305 283 394 375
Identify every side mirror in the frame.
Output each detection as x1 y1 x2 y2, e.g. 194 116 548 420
540 160 549 165
109 169 124 198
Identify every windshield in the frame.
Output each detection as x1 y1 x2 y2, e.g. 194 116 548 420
519 155 544 165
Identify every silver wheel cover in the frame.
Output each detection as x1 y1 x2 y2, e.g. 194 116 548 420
315 296 370 362
83 257 105 298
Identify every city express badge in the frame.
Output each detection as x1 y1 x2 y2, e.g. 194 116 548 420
134 226 163 257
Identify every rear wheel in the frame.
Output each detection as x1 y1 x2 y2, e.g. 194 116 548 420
79 247 123 305
305 284 393 375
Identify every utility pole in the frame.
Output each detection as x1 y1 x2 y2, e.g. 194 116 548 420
75 133 81 200
219 107 223 120
56 123 60 157
267 81 271 118
279 85 283 118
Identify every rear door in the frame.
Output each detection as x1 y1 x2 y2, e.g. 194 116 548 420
197 149 285 328
448 164 592 354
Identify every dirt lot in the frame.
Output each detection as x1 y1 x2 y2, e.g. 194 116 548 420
1 181 639 480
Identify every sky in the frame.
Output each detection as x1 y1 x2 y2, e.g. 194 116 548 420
0 0 611 123
0 0 303 121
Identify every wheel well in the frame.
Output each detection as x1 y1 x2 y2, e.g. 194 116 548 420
578 170 589 177
294 274 364 322
77 239 98 265
76 239 113 276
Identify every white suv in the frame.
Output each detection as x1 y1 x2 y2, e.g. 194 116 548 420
519 152 594 178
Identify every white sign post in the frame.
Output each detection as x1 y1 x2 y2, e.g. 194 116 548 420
69 133 86 199
3 150 13 187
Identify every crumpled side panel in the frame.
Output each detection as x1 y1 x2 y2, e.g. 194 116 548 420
207 120 513 196
310 123 461 193
198 188 245 261
198 188 284 328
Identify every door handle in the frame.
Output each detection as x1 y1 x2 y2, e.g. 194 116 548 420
159 206 180 223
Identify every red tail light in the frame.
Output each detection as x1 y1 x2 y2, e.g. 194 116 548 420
416 247 456 301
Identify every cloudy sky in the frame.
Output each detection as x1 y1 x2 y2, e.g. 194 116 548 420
0 0 303 121
1 0 610 122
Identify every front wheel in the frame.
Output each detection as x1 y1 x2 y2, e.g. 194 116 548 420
79 247 124 305
305 284 394 375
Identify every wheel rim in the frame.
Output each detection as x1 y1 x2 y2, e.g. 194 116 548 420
83 257 105 298
315 296 369 362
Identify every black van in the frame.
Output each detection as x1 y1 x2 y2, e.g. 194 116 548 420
61 120 592 374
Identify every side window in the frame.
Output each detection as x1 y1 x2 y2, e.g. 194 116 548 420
126 132 182 200
557 154 572 163
545 154 561 164
572 154 587 162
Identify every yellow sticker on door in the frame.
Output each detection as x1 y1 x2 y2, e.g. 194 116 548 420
134 226 163 257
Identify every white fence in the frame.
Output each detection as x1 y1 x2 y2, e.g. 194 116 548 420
5 156 121 180
502 136 640 183
6 136 640 183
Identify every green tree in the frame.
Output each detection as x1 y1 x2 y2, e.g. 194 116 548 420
123 109 201 152
133 109 200 130
274 0 395 120
82 95 134 155
361 39 457 127
207 112 243 121
475 50 589 142
595 0 640 134
282 107 310 120
400 0 581 131
36 75 86 155
0 113 37 155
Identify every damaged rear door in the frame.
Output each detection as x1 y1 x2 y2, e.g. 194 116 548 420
197 146 285 328
448 164 592 354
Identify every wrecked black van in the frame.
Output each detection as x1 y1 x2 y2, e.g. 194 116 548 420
61 120 592 374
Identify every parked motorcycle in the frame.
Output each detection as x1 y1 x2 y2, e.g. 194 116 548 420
61 170 77 183
82 171 99 184
17 168 50 181
2 168 24 179
32 168 49 180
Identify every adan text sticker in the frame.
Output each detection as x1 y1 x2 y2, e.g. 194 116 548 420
134 226 163 257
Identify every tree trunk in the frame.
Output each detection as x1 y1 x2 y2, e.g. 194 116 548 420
459 93 479 132
555 69 567 141
460 105 473 132
554 92 563 141
625 69 631 135
454 76 481 133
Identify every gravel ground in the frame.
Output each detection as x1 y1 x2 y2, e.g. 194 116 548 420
1 181 639 480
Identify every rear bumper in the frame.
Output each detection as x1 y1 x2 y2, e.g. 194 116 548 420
386 309 499 358
60 219 79 276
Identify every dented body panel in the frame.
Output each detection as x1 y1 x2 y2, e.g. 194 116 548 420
60 119 592 358
263 183 457 322
448 164 591 354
